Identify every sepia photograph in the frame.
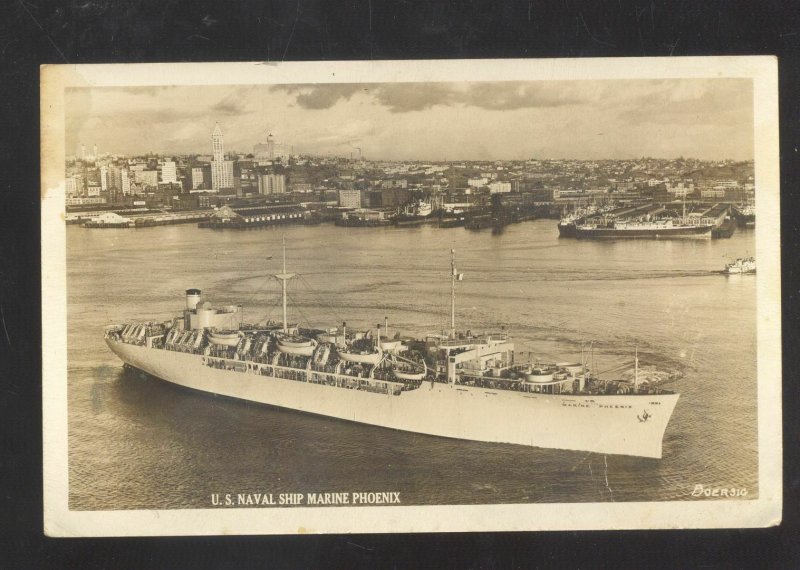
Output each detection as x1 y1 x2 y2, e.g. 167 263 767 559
40 58 781 535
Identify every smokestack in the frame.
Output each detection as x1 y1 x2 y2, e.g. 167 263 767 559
186 289 201 311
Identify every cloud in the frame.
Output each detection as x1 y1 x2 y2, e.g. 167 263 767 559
273 82 594 114
211 87 257 115
462 82 588 110
271 84 364 110
616 79 752 126
373 83 458 112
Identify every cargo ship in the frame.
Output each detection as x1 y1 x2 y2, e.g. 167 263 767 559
575 218 714 239
557 214 580 237
104 245 679 459
734 204 756 228
393 200 435 226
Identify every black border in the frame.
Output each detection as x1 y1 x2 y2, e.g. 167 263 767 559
2 0 799 567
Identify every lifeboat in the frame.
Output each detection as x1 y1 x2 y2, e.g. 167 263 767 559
390 356 427 381
557 362 584 376
337 347 384 365
208 330 241 347
525 367 555 383
276 333 317 357
313 343 332 365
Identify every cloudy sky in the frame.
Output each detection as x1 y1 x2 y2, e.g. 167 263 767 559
66 79 753 161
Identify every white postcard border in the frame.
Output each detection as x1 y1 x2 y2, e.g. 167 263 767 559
42 57 782 536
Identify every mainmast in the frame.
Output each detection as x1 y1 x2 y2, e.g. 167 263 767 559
682 192 686 224
451 249 456 338
450 249 464 339
274 235 296 333
634 342 639 391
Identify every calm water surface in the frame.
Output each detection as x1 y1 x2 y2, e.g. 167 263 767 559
67 221 758 509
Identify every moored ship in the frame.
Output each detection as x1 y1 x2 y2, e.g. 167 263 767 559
104 245 679 459
575 218 714 239
393 200 435 226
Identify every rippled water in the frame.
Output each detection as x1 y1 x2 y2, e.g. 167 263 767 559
66 221 757 509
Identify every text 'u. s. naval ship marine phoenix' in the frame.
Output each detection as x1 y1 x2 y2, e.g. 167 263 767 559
105 243 679 459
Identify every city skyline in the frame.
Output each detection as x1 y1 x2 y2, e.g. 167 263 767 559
66 78 754 162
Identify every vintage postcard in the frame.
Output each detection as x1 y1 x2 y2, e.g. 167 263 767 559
42 57 781 536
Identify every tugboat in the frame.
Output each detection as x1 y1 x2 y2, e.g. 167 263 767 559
724 257 756 274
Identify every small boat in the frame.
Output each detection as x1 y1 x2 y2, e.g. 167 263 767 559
525 366 556 383
390 355 427 381
208 330 241 347
337 346 383 365
725 257 756 274
276 333 317 356
313 343 332 365
556 362 584 376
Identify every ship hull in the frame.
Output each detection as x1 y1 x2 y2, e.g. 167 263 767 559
575 225 713 239
557 222 577 237
106 339 679 459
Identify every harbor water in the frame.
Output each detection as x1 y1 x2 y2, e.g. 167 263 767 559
66 221 758 509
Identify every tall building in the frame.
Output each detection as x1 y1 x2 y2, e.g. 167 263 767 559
161 159 177 184
212 123 224 162
210 123 234 191
257 173 286 195
100 166 108 191
135 169 159 188
190 167 205 190
253 135 276 161
121 169 131 195
93 144 98 160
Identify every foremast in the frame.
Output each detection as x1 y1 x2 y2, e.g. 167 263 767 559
274 235 295 333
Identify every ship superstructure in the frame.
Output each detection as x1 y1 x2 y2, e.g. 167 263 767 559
105 246 679 458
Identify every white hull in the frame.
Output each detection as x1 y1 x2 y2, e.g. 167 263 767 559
107 339 679 458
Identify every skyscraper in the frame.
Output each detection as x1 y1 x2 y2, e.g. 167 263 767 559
257 173 286 195
212 122 224 162
161 158 177 184
210 122 234 191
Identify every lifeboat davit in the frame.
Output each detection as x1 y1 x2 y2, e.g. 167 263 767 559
208 330 241 347
276 333 317 357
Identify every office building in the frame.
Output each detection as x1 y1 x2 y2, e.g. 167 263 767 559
161 159 177 184
211 123 234 190
257 173 286 195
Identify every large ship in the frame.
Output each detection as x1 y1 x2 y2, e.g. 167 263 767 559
734 204 756 228
393 200 435 226
104 246 679 459
575 218 714 239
